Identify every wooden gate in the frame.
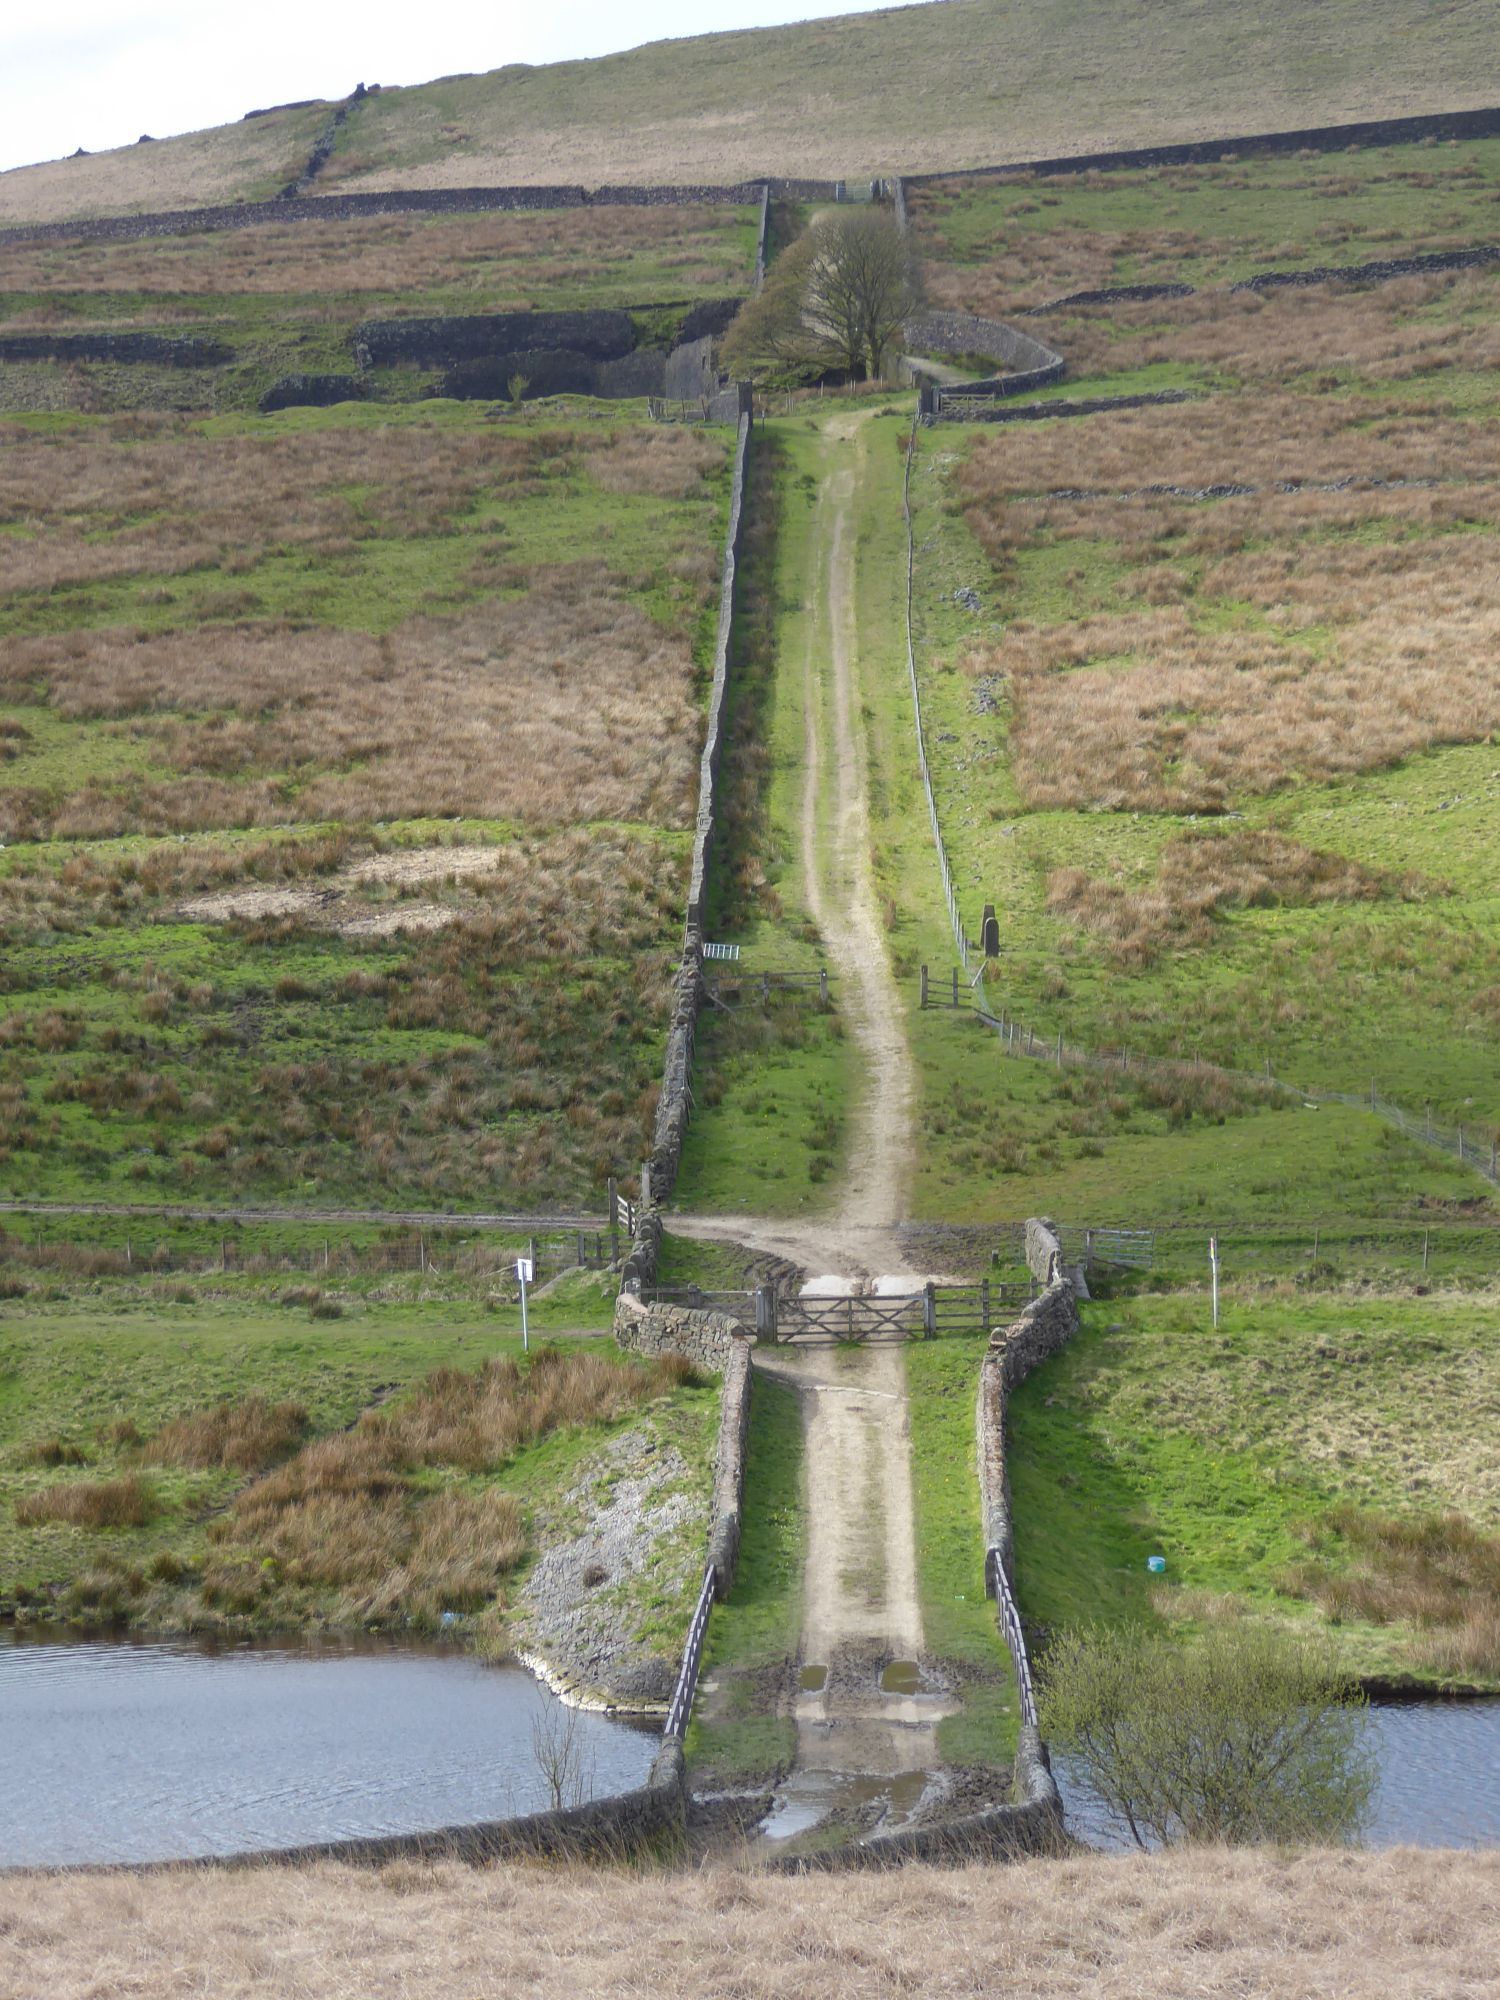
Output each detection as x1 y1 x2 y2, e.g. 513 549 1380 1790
768 1280 1035 1344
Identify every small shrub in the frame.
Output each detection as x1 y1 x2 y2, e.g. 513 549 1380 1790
1039 1623 1373 1847
16 1474 159 1529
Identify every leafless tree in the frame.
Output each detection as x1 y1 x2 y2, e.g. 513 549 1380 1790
802 208 921 380
721 206 919 383
530 1698 595 1811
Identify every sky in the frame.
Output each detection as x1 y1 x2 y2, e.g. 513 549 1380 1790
1 1 923 174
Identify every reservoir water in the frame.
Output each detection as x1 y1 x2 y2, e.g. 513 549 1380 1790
0 1631 659 1869
1056 1696 1500 1851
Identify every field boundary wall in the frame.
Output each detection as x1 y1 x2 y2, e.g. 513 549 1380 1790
0 179 834 250
900 103 1500 188
641 407 752 1223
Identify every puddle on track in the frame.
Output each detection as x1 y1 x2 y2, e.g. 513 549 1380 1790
758 1769 933 1845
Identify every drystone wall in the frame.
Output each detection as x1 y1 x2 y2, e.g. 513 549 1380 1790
0 180 831 252
613 1291 745 1375
902 309 1065 399
77 1743 688 1875
644 408 751 1210
1233 242 1500 292
925 387 1191 424
1019 281 1195 315
354 308 637 369
258 372 366 413
0 331 229 367
900 103 1500 188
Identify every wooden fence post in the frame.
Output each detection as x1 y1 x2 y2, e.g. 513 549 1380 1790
820 967 829 1005
920 965 928 1009
980 1277 990 1335
951 967 959 1008
923 1283 936 1340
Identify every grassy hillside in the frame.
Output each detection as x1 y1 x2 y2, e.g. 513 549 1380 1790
898 138 1500 1223
913 135 1500 307
1008 1291 1500 1688
5 0 1500 222
0 1297 717 1648
0 203 757 416
0 397 734 1211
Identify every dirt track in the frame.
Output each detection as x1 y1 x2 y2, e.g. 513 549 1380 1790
675 412 924 1289
714 413 947 1836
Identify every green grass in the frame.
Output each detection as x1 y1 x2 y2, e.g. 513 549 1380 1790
676 424 857 1215
904 1337 1020 1765
0 401 735 1213
0 1299 700 1625
687 1369 804 1784
1007 1291 1500 1688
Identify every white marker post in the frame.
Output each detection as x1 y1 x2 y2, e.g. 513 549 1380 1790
1209 1235 1220 1329
516 1254 534 1352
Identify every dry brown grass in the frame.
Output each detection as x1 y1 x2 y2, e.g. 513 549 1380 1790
1285 1507 1500 1677
0 420 575 597
0 204 750 300
997 268 1500 385
143 1396 309 1473
14 1472 157 1529
199 1350 692 1621
987 603 1500 813
1 571 703 841
4 1846 1499 1998
958 382 1500 516
957 384 1500 811
1048 830 1434 965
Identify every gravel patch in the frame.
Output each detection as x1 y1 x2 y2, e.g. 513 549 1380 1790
514 1423 704 1710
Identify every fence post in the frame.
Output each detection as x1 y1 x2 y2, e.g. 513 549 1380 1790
820 967 829 1005
951 967 959 1008
1056 1031 1064 1067
1422 1229 1430 1273
923 1283 936 1340
920 965 928 1009
980 1277 990 1335
755 1285 776 1342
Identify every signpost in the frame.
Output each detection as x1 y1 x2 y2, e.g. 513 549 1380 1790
516 1255 534 1351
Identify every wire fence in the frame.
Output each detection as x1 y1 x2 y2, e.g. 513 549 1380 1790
902 409 975 972
901 426 1497 1197
0 1226 621 1284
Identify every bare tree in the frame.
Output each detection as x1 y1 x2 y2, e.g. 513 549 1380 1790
802 208 920 381
530 1698 595 1812
720 205 918 384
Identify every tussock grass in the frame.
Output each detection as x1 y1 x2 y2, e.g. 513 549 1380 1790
1285 1506 1500 1675
4 1846 1499 1998
1048 831 1433 965
1 205 752 302
3 575 701 841
143 1395 309 1473
0 419 558 596
15 1472 157 1529
202 1349 693 1622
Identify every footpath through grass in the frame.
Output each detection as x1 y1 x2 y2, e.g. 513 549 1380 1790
906 1336 1021 1764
